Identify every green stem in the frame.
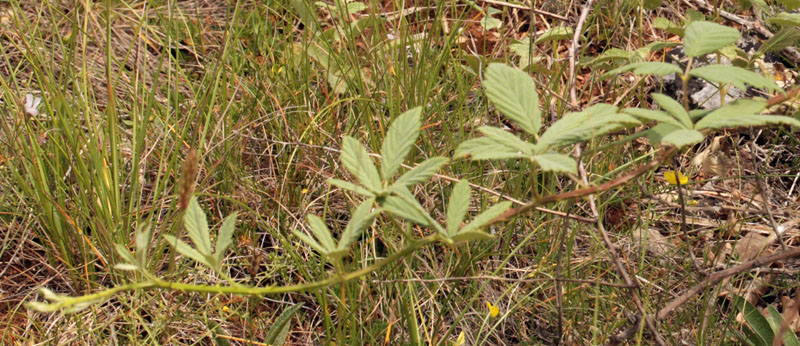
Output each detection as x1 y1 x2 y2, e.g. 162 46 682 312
31 235 439 312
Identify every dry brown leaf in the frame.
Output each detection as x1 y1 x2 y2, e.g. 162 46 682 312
632 227 675 261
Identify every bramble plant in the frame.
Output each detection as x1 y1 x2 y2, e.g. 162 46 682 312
23 13 800 344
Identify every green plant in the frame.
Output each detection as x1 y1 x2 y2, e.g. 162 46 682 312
734 296 800 346
19 10 800 345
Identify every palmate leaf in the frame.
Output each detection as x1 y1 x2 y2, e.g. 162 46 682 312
532 153 578 174
454 137 532 160
648 124 704 148
341 136 382 191
538 103 637 148
337 197 379 251
393 157 449 187
651 93 692 129
446 180 471 236
602 62 682 79
381 107 421 179
483 63 541 135
184 197 212 255
689 65 782 92
695 99 800 130
683 21 740 57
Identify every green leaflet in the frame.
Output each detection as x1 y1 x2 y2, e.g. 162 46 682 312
689 65 782 92
532 153 578 174
328 178 374 197
768 12 800 27
459 201 512 235
264 303 305 346
651 93 692 129
694 98 800 130
337 197 379 251
381 107 421 179
454 137 532 160
341 136 382 191
483 63 541 135
477 126 537 155
306 215 337 251
538 103 636 148
683 21 740 57
393 157 449 187
534 26 573 44
446 180 471 236
622 108 684 129
214 212 238 264
381 186 435 228
648 124 704 148
163 234 211 267
184 197 212 255
602 62 682 79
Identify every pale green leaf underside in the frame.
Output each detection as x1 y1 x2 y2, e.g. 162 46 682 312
693 98 784 130
602 62 681 79
446 180 471 235
538 103 636 148
648 124 704 148
394 157 449 187
689 65 782 92
454 137 532 160
652 93 693 129
683 21 741 57
768 12 800 27
381 107 421 179
622 108 684 129
534 26 573 44
460 201 512 235
184 197 212 255
532 153 578 174
341 136 382 191
328 178 374 197
163 234 211 267
292 230 329 255
215 212 238 263
382 187 433 227
450 230 495 243
338 198 378 250
483 63 541 135
477 126 537 155
306 215 336 251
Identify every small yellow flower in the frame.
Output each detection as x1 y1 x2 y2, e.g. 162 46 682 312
301 188 309 194
664 170 689 185
486 302 500 317
222 306 229 313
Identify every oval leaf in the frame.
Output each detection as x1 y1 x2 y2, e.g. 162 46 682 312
683 21 740 57
689 65 782 92
483 63 541 135
381 107 421 179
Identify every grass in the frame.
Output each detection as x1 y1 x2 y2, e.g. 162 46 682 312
1 0 799 344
